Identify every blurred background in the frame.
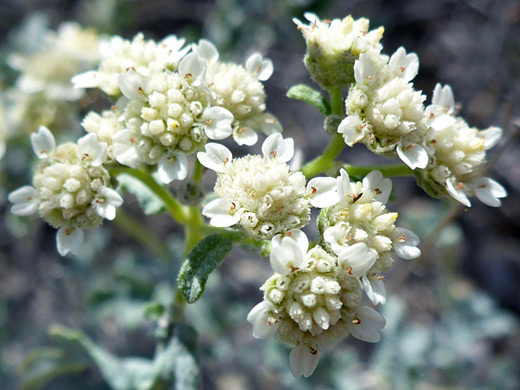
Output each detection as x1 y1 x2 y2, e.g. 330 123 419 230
0 0 519 389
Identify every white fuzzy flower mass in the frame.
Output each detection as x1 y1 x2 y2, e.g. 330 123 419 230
417 83 507 207
72 33 190 97
340 47 429 170
198 134 336 240
8 127 123 256
248 240 386 377
319 169 420 305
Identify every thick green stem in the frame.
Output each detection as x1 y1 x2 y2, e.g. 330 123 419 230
342 163 414 178
110 167 189 224
301 88 345 179
184 205 205 256
113 208 170 259
192 158 204 183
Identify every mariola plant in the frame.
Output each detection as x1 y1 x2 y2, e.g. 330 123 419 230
8 12 506 382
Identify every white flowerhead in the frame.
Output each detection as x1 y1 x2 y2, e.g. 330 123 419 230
344 46 427 169
9 133 123 256
202 107 234 140
418 84 506 207
269 231 308 275
248 245 385 377
198 136 311 240
72 33 190 97
157 152 188 184
192 39 219 65
204 56 280 146
319 169 419 302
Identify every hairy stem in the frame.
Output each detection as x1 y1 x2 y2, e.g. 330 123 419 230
110 167 189 224
301 87 345 179
342 163 414 178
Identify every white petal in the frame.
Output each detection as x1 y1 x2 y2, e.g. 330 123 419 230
361 275 387 305
77 133 108 166
71 71 99 89
157 153 188 183
112 130 141 168
261 133 294 163
56 227 84 256
393 227 421 260
474 177 507 207
260 113 283 135
432 83 455 113
270 238 305 275
31 126 55 159
323 226 347 256
389 47 419 82
196 143 232 173
306 177 339 208
96 188 124 220
192 39 219 65
337 116 365 146
246 301 278 339
245 53 274 81
233 127 258 146
362 170 392 204
336 169 354 204
202 198 240 227
348 306 386 343
289 345 320 378
178 53 206 87
480 127 502 150
446 179 471 207
9 185 39 216
338 243 377 277
354 53 376 89
203 107 233 140
271 230 309 255
118 69 146 100
396 143 428 170
430 114 456 131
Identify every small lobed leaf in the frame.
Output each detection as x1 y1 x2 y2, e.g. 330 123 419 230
177 234 233 304
286 84 331 115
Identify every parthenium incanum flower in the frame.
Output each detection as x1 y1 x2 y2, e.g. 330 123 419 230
72 33 189 97
81 107 125 160
293 13 384 88
8 126 123 256
318 169 421 305
339 47 429 170
193 39 282 146
415 84 507 207
197 134 337 240
9 22 103 101
248 230 385 378
110 53 235 183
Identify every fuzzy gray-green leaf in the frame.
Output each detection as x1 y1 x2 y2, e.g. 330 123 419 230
177 234 233 304
286 84 331 115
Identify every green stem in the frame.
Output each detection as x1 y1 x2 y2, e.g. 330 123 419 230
184 205 205 256
110 167 188 224
342 163 414 178
301 87 345 179
112 208 170 260
192 158 205 183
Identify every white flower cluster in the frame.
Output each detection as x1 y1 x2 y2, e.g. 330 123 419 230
9 22 103 101
417 84 506 207
8 127 123 256
246 168 420 377
339 47 428 170
81 107 125 160
319 16 507 207
73 35 280 183
293 13 384 88
198 134 334 240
